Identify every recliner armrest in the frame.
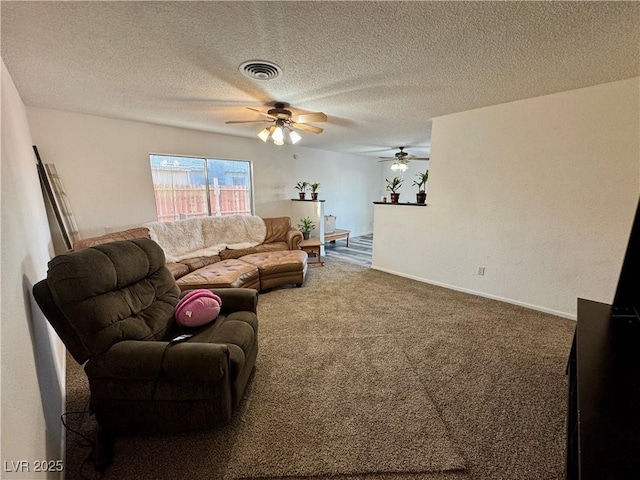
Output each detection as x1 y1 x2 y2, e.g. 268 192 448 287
85 340 230 382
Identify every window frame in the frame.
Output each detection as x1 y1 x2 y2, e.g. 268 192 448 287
149 153 255 221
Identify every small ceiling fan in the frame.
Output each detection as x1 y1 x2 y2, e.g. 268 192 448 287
378 147 429 171
225 102 327 145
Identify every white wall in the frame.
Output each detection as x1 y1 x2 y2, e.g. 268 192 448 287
379 159 430 203
26 108 381 240
373 78 640 318
1 60 65 478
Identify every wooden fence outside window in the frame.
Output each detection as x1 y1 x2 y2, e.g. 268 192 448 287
153 184 251 222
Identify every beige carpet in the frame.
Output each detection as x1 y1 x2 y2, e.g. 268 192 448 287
64 258 575 480
228 336 465 478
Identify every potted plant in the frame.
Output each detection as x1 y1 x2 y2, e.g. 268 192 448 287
297 216 316 240
413 169 429 204
385 177 403 203
295 181 309 200
310 182 320 201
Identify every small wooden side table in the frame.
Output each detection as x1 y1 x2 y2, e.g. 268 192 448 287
299 238 324 266
324 229 350 247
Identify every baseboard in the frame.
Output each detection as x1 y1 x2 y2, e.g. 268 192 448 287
352 231 373 238
370 266 576 320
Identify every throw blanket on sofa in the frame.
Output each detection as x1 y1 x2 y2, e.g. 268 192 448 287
145 215 267 263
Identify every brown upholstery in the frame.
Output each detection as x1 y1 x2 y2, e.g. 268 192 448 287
263 217 291 243
71 217 303 290
179 255 221 272
166 262 190 279
240 250 308 290
219 242 292 260
219 247 259 260
46 238 179 357
263 217 302 250
33 239 259 434
254 242 289 253
72 227 150 251
176 259 260 291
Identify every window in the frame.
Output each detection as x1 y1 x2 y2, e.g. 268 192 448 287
149 154 253 222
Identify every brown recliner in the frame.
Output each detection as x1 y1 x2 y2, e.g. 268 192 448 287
33 238 258 435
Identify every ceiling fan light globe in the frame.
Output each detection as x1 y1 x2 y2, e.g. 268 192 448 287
289 130 302 144
273 139 284 146
257 127 270 142
272 125 284 143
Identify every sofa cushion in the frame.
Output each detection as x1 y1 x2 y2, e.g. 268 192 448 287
176 259 260 290
254 242 289 253
180 255 221 272
219 247 258 260
47 238 180 357
166 262 189 279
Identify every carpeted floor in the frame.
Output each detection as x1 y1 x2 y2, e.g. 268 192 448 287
228 336 465 478
64 259 575 480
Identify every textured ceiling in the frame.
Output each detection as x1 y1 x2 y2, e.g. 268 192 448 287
2 1 639 159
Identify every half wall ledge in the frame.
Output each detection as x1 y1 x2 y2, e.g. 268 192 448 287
372 202 427 207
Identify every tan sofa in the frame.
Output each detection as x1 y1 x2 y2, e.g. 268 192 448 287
73 216 306 291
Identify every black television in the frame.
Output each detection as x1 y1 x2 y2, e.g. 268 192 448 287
566 196 640 480
611 197 640 323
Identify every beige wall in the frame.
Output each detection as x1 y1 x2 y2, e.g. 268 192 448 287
26 108 382 241
1 60 65 478
373 78 640 318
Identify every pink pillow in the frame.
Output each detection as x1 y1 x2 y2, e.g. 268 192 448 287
175 290 222 328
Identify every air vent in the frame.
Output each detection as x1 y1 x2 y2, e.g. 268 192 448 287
240 61 282 81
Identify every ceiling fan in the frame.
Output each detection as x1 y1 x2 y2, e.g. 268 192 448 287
225 102 327 145
378 147 430 171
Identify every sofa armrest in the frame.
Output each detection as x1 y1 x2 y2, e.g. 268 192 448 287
179 287 258 315
85 340 230 381
286 228 303 250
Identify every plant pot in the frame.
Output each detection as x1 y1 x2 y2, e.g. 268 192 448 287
303 231 310 240
311 193 318 201
390 193 400 203
416 192 427 204
298 193 306 200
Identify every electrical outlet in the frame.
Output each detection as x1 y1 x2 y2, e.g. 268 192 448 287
477 266 485 276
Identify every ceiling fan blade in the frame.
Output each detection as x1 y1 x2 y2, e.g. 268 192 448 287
225 119 271 124
290 112 327 123
246 107 277 120
291 122 323 134
406 156 430 160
